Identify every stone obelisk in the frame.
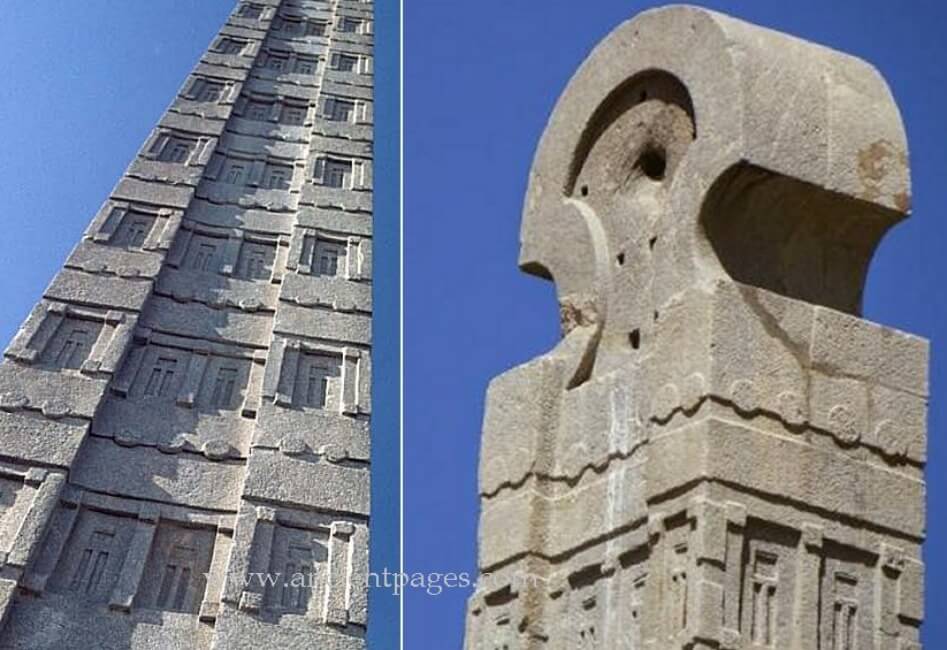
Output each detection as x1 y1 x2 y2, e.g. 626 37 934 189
0 1 374 648
466 6 926 649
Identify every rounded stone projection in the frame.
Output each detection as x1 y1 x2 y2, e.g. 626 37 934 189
519 4 909 340
467 7 926 650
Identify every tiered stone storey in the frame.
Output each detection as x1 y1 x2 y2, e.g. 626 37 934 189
466 7 927 650
0 1 372 648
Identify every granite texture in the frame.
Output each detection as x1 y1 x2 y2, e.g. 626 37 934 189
0 1 373 648
466 6 927 650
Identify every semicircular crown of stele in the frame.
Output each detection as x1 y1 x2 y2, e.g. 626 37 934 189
519 4 910 359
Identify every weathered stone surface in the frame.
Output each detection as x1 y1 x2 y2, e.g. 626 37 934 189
315 121 373 142
157 267 281 312
322 80 373 102
281 272 371 312
252 402 370 461
66 241 165 279
242 449 370 516
299 185 372 212
0 412 88 468
274 301 371 345
185 199 297 234
466 6 926 650
113 177 196 209
69 438 246 511
45 268 154 311
296 207 372 237
0 364 107 420
242 77 322 101
196 180 301 212
0 1 373 647
140 295 274 346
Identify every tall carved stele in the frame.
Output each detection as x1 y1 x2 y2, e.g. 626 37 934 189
466 7 927 650
0 1 373 648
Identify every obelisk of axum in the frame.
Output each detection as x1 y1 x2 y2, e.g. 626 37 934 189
0 1 374 648
466 6 926 649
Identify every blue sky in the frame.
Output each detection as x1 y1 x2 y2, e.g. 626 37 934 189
405 0 947 647
0 2 399 647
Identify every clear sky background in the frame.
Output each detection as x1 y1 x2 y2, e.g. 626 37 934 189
405 0 947 647
0 2 400 647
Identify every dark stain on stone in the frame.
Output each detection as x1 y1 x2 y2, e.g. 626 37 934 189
857 140 893 184
857 139 908 206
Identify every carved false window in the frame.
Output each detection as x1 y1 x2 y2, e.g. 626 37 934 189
295 56 318 75
192 243 218 271
191 356 251 412
629 575 646 642
69 529 115 598
237 242 275 280
325 159 353 188
196 81 224 102
265 52 289 71
326 98 356 123
245 99 273 121
223 160 248 185
338 17 362 33
492 615 513 650
143 357 179 398
156 136 195 163
138 524 214 614
295 353 341 410
565 567 603 650
210 367 239 409
299 234 349 278
578 595 598 648
305 20 327 36
306 365 328 408
817 544 873 650
41 319 102 370
217 37 247 55
237 2 263 18
263 163 292 190
832 573 858 650
317 241 344 276
185 234 223 273
280 544 316 611
751 552 778 647
316 157 354 188
282 104 307 125
156 545 197 610
47 510 136 603
264 525 330 615
243 249 269 280
331 52 360 73
669 544 688 631
188 78 225 103
198 82 224 102
280 16 304 35
113 211 156 248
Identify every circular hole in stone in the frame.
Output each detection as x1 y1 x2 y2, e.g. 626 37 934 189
637 147 667 181
616 252 625 266
649 236 658 251
580 184 589 197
